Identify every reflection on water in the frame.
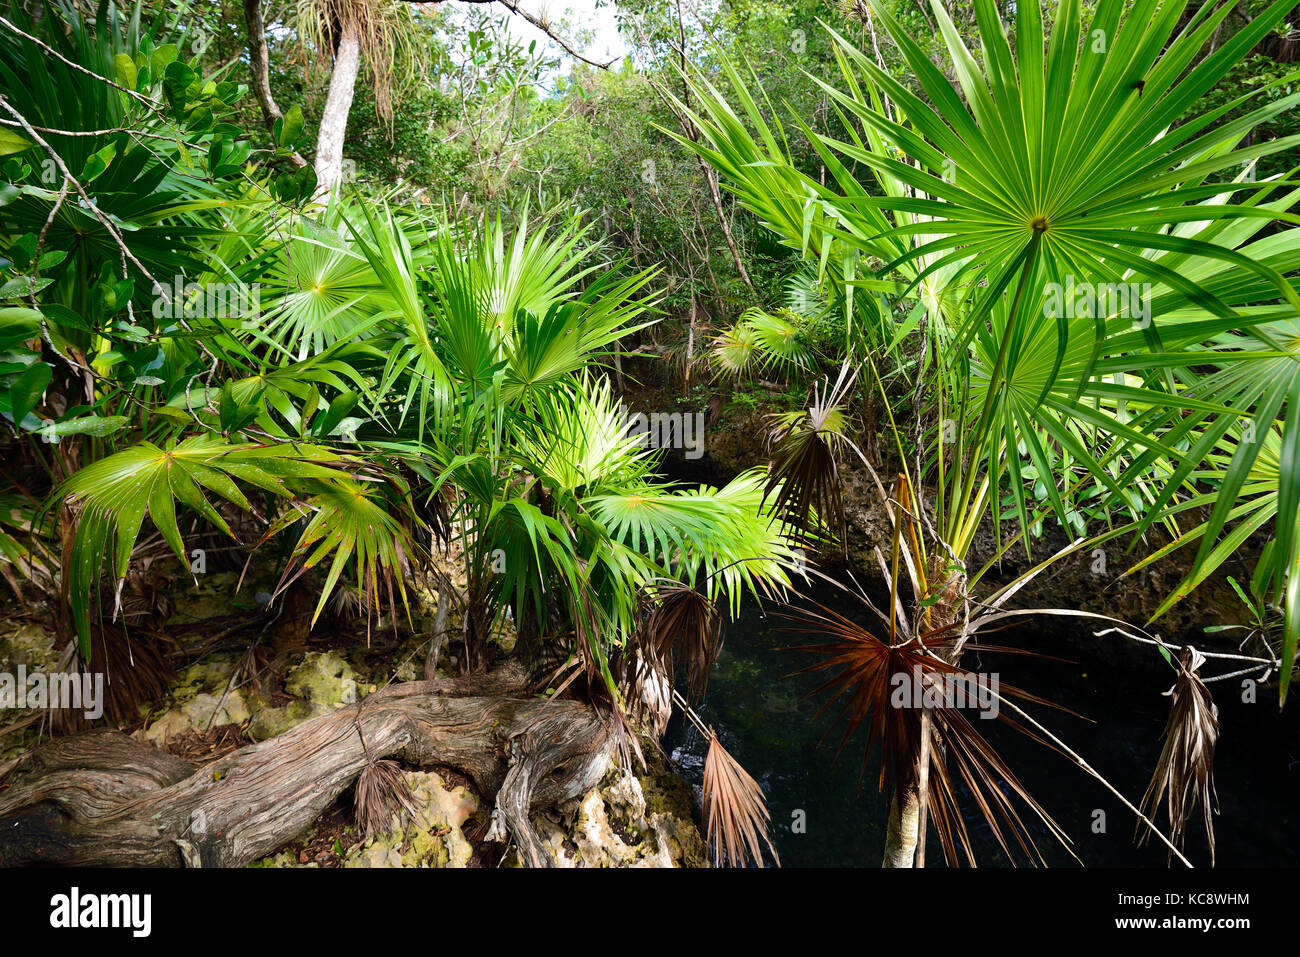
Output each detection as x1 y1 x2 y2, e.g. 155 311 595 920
663 585 1300 867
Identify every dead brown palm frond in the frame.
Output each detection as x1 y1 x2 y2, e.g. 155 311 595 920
611 645 673 737
352 692 419 840
49 623 176 734
762 362 858 541
1137 645 1219 864
295 0 420 128
354 758 419 840
781 595 1078 867
601 701 647 774
702 730 780 868
641 581 722 703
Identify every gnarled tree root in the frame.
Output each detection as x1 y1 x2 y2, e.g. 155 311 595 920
0 669 613 867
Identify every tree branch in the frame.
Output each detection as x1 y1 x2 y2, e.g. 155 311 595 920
417 0 616 70
242 0 308 167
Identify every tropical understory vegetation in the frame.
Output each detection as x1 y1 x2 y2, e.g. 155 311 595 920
0 0 1296 869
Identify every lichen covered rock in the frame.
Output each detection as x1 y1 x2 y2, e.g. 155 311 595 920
246 651 364 742
251 769 480 868
284 651 360 708
0 618 60 758
521 742 708 868
142 690 250 746
343 770 479 868
137 658 248 746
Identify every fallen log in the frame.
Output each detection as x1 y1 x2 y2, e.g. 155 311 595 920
0 668 614 867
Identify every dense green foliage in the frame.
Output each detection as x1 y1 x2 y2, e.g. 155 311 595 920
0 0 1297 868
0 0 798 700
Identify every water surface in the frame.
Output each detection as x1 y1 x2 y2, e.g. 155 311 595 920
664 585 1300 867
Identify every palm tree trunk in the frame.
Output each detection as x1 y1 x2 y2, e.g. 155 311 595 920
313 17 362 201
882 783 920 867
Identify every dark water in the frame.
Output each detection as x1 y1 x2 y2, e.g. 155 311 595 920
664 585 1300 868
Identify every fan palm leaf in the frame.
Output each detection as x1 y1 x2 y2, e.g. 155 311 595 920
58 436 347 653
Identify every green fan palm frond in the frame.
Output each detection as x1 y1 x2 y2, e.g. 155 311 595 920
588 469 801 618
812 0 1300 317
58 436 347 654
257 210 398 360
710 322 760 379
343 201 454 437
710 308 814 381
263 475 421 630
516 375 653 493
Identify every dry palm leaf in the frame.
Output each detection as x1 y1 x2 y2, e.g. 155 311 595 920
1137 645 1219 864
354 758 419 841
611 645 674 737
703 730 780 868
353 700 418 840
642 582 723 703
49 625 176 734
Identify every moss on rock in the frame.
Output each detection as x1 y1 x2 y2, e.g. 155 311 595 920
519 737 708 868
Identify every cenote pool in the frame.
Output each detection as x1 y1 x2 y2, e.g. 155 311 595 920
663 584 1300 867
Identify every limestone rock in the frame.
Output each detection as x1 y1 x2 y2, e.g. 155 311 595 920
340 770 479 868
523 743 708 868
245 651 363 742
142 690 250 746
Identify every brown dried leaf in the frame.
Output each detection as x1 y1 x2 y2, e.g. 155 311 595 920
702 731 780 868
1137 645 1219 864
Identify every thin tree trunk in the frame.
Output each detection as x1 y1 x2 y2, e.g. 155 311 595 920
313 18 362 201
698 161 753 289
671 0 754 291
882 783 921 868
424 577 452 680
684 292 696 391
242 0 306 167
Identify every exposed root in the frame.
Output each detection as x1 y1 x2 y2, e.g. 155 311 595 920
0 667 613 868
